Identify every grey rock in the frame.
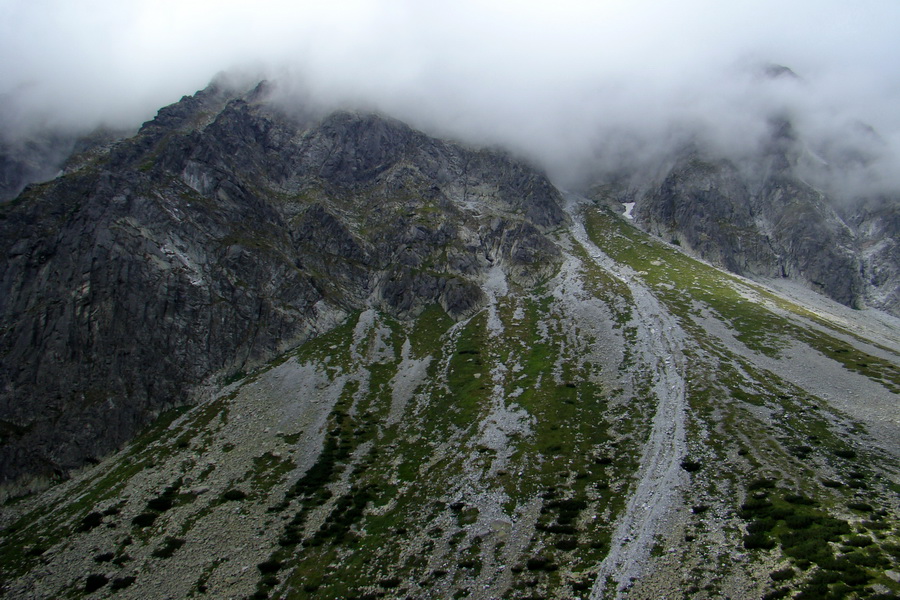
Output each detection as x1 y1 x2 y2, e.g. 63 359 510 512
0 81 566 494
619 114 893 313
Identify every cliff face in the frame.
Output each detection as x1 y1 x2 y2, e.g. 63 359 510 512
617 118 898 315
0 82 566 493
633 155 865 309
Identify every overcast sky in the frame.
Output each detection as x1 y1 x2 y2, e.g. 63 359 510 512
2 0 899 188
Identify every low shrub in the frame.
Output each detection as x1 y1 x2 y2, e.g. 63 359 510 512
554 538 578 551
748 478 776 491
110 576 136 591
680 459 702 473
84 574 109 593
146 496 174 512
844 535 873 548
131 512 158 528
784 494 816 506
222 489 248 501
258 559 283 574
770 567 794 582
743 533 776 550
79 512 104 532
526 556 558 571
151 536 185 558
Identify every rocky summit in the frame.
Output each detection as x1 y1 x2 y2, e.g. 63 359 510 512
0 80 898 600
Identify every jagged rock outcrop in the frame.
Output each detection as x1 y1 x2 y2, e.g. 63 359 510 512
614 114 895 313
0 81 567 496
848 195 900 315
633 152 865 309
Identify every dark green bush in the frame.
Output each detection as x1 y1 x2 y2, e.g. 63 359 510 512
844 535 873 548
770 567 794 581
545 523 575 534
784 514 815 530
151 536 185 558
784 494 816 506
110 576 136 590
131 512 158 528
862 519 889 531
146 496 174 512
743 533 776 550
84 574 109 593
849 555 884 576
554 538 578 551
680 459 702 472
112 553 131 566
526 556 558 571
222 489 248 501
571 578 591 591
258 559 283 574
762 587 791 599
790 445 813 457
79 512 104 532
748 478 776 490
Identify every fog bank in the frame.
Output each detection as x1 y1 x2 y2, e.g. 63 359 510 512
2 0 899 192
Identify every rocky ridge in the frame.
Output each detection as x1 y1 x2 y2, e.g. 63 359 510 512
0 80 566 497
592 112 900 317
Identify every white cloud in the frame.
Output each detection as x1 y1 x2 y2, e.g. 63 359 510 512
1 0 899 190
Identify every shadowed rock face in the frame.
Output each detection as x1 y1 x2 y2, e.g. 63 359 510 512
634 155 865 309
625 117 898 315
0 82 567 494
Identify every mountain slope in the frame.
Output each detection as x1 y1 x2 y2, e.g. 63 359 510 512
593 106 900 318
1 199 898 599
0 81 566 497
0 81 898 600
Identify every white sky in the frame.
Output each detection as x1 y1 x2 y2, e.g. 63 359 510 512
1 0 899 187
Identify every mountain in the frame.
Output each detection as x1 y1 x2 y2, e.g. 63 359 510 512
1 81 899 600
0 80 565 497
588 71 900 317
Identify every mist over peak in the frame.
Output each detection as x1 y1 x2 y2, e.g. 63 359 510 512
1 0 898 196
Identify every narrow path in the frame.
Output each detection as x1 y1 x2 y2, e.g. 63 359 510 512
564 197 689 598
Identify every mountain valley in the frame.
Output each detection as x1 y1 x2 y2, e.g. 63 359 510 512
0 80 898 600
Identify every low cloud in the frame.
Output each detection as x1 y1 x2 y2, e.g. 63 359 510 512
2 0 899 194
